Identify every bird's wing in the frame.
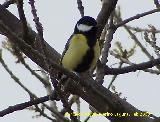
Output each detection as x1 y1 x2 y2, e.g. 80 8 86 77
58 34 73 80
60 34 73 65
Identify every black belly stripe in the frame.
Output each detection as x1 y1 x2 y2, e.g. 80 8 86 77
74 48 94 73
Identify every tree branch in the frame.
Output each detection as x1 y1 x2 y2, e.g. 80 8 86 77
0 1 157 122
0 95 48 117
105 57 160 75
113 7 160 29
126 25 160 33
96 15 116 84
17 0 29 43
77 0 84 17
96 0 118 39
2 0 16 8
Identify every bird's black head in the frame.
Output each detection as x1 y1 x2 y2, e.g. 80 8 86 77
74 16 97 34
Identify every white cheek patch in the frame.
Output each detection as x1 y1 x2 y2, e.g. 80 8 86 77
77 24 93 32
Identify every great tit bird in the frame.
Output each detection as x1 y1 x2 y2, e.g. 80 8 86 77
61 16 100 75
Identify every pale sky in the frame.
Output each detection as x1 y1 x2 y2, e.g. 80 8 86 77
0 0 160 122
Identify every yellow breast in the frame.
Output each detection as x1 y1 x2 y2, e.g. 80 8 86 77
62 34 89 71
62 34 100 72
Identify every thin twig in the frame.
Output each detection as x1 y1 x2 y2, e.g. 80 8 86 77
22 61 51 86
34 104 55 122
4 42 51 86
28 0 44 42
144 31 160 57
2 0 16 8
17 0 29 43
122 22 153 59
0 93 49 117
126 25 160 33
105 51 160 75
77 0 84 17
83 112 93 122
0 53 35 98
107 62 123 89
113 8 160 29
